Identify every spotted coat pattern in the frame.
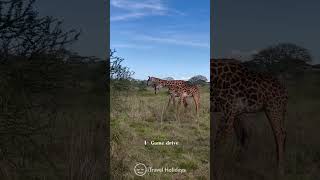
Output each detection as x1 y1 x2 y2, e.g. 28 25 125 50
147 76 200 114
210 59 288 177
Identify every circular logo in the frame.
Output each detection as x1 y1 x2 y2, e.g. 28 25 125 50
134 163 147 176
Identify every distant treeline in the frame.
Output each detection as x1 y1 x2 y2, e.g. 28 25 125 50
232 43 320 77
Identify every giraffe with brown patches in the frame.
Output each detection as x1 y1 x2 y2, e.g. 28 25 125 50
210 59 288 178
147 76 200 114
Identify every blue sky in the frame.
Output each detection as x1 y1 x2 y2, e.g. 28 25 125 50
111 0 210 80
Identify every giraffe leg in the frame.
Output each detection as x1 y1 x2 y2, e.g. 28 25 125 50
192 93 200 115
180 95 186 108
176 95 184 123
167 95 172 108
182 97 188 114
172 95 176 106
234 115 250 149
213 114 236 179
265 107 286 177
167 93 176 108
183 97 188 108
233 115 251 163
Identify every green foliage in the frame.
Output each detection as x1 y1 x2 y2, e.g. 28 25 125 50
110 49 135 96
110 49 134 81
134 79 148 91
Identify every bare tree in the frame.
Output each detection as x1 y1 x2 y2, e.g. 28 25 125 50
0 0 80 60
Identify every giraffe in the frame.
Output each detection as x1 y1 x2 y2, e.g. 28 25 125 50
147 76 186 106
147 76 200 114
210 59 288 178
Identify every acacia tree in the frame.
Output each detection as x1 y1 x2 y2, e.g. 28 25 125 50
248 43 312 74
188 75 208 85
252 43 312 66
164 77 174 80
0 0 80 60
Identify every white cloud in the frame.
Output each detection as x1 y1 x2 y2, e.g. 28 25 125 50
111 0 184 21
111 0 166 11
110 12 146 21
112 43 153 49
138 35 209 48
179 76 192 80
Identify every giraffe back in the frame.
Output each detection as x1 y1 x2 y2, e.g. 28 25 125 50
147 76 200 97
210 59 288 114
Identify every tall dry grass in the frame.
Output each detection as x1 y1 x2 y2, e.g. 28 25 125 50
111 86 210 179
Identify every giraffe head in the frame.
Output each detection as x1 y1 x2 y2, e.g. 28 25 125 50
147 76 155 86
147 77 164 95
